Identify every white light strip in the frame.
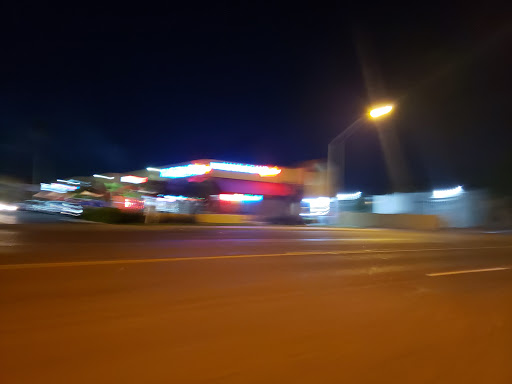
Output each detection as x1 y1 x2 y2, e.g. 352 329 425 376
93 174 115 180
432 186 463 199
57 179 81 185
146 167 162 172
337 191 362 200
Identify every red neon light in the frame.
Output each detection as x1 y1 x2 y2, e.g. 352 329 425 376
123 198 144 210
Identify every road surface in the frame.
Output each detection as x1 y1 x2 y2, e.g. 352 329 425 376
1 225 512 383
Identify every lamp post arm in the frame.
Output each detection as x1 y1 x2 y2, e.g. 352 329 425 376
327 117 366 197
328 117 366 147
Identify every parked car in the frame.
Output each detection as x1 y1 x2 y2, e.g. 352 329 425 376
20 200 83 216
20 200 50 212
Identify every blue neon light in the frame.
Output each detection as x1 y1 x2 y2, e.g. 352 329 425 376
159 161 281 178
160 164 211 178
210 162 281 176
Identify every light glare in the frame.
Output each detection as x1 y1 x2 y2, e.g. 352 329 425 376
369 105 393 118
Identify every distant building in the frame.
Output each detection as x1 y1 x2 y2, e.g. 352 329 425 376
53 159 329 220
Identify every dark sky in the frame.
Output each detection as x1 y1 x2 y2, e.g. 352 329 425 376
1 2 511 193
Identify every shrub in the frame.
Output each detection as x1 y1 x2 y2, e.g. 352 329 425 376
81 207 144 224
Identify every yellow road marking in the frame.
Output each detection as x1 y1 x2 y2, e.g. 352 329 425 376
0 245 511 270
426 267 510 277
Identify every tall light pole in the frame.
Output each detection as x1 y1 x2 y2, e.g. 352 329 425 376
327 105 394 197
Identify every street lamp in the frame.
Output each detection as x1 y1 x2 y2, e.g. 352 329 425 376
369 105 393 118
327 104 393 197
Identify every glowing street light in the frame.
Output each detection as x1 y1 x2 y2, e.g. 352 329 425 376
369 105 393 118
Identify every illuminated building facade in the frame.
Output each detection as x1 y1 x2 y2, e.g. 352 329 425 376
142 159 303 216
39 159 309 218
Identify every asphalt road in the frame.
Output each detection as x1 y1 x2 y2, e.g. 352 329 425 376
1 224 512 383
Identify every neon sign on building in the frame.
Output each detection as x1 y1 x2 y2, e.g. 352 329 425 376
159 162 281 179
209 162 281 177
159 164 212 178
219 194 263 202
120 175 148 184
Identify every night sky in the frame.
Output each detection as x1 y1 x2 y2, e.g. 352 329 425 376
1 2 510 193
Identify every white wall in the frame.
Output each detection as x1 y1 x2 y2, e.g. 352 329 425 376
373 193 427 214
372 190 488 228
